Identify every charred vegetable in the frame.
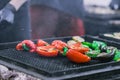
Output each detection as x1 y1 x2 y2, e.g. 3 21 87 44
67 40 77 46
37 39 49 46
99 46 107 52
96 47 117 62
62 47 68 56
16 40 36 52
65 49 91 63
85 50 101 58
51 40 67 51
92 41 107 50
72 36 85 42
68 42 89 53
113 50 120 61
82 41 92 48
36 45 59 57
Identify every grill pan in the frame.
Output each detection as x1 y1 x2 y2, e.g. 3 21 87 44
99 32 120 43
0 35 120 80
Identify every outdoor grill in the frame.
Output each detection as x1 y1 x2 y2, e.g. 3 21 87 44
0 35 120 80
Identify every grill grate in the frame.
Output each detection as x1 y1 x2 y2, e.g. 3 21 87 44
0 48 101 72
0 46 117 77
0 36 120 79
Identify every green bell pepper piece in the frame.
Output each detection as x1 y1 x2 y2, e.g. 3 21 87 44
82 45 89 48
92 41 107 50
86 50 101 58
22 44 29 51
113 50 120 61
82 42 92 48
107 47 117 53
62 47 68 56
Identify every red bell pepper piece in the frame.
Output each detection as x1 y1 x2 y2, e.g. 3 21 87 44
51 40 67 51
16 43 23 51
37 39 49 46
16 40 36 52
36 45 58 57
68 42 89 53
66 49 91 63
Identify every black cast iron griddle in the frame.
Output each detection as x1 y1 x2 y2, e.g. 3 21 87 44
99 32 120 43
0 35 120 80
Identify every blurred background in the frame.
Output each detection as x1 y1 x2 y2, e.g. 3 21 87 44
30 0 120 39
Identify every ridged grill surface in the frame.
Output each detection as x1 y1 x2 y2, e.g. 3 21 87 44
0 36 118 77
0 48 101 74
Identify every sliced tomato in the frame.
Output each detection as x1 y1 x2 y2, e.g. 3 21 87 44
68 42 89 53
51 40 67 51
66 49 91 63
37 39 49 47
36 45 58 57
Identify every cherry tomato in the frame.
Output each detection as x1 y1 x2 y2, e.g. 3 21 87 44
37 39 49 46
36 45 59 57
66 49 91 63
51 40 67 51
